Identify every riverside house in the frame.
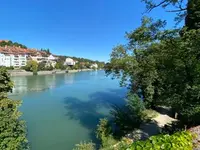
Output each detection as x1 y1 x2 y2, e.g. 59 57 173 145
0 45 57 68
64 58 76 66
90 63 98 69
0 46 34 68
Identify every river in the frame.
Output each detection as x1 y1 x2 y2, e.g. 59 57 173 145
9 70 126 150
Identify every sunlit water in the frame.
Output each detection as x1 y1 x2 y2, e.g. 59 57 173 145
9 70 126 150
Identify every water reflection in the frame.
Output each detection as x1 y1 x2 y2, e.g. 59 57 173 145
10 71 107 96
11 73 75 95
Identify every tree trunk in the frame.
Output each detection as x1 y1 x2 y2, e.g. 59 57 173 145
185 0 200 30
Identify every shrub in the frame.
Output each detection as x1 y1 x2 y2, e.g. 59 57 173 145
96 118 118 149
73 141 95 150
128 131 194 150
111 94 145 136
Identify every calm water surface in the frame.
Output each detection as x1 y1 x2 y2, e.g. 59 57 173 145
9 71 126 150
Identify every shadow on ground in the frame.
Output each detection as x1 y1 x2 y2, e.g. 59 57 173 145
63 88 126 143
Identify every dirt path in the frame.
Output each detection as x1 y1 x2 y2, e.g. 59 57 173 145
140 113 177 138
125 107 177 140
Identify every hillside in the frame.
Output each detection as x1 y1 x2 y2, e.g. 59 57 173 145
0 40 105 65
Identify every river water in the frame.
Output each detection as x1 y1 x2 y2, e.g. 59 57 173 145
9 70 126 150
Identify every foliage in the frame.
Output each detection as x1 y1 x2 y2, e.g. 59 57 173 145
45 64 54 71
72 64 79 70
0 40 27 49
161 121 186 135
92 66 97 70
73 141 96 150
142 0 200 30
38 62 46 71
141 109 159 121
6 66 14 70
41 48 51 54
55 62 67 70
0 66 14 70
111 94 145 136
105 14 200 126
24 60 38 75
127 131 194 150
0 67 28 149
96 118 118 150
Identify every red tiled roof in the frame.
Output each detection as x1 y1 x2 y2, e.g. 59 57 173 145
0 40 9 43
0 46 47 56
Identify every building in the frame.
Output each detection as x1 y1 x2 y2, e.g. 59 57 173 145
47 55 57 61
29 52 47 63
90 63 98 69
46 55 57 67
64 58 76 66
0 53 27 67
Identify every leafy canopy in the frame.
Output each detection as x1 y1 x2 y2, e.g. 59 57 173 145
0 67 28 149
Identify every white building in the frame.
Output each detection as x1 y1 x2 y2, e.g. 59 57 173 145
47 55 57 61
30 55 47 63
46 55 57 67
0 53 27 67
90 63 98 69
64 58 76 66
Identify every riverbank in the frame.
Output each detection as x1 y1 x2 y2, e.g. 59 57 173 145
8 69 94 76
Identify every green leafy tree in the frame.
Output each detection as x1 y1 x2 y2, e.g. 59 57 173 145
0 40 27 49
38 62 46 71
142 0 200 30
111 94 145 135
96 118 118 149
55 62 66 70
105 12 200 126
25 60 38 75
45 64 54 71
55 62 60 69
41 48 51 54
0 67 28 149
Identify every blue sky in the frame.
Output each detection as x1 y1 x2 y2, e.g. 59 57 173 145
0 0 177 61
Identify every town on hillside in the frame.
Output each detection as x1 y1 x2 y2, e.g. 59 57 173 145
0 40 105 71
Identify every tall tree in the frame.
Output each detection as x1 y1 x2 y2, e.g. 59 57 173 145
105 14 200 126
142 0 200 30
0 67 28 149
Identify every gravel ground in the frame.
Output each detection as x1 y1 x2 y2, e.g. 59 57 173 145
189 126 200 150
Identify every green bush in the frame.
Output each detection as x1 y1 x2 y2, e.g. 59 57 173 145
95 118 118 149
127 131 193 150
73 141 95 150
111 94 145 136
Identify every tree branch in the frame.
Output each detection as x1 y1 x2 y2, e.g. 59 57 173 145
147 0 167 12
166 8 187 12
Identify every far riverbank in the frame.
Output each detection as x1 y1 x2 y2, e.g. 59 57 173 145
8 69 94 76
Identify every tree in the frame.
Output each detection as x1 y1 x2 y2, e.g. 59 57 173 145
72 64 79 70
45 64 54 71
25 60 38 75
0 67 28 149
0 40 27 49
105 15 200 126
142 0 200 30
38 62 46 71
55 61 67 70
41 48 51 55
